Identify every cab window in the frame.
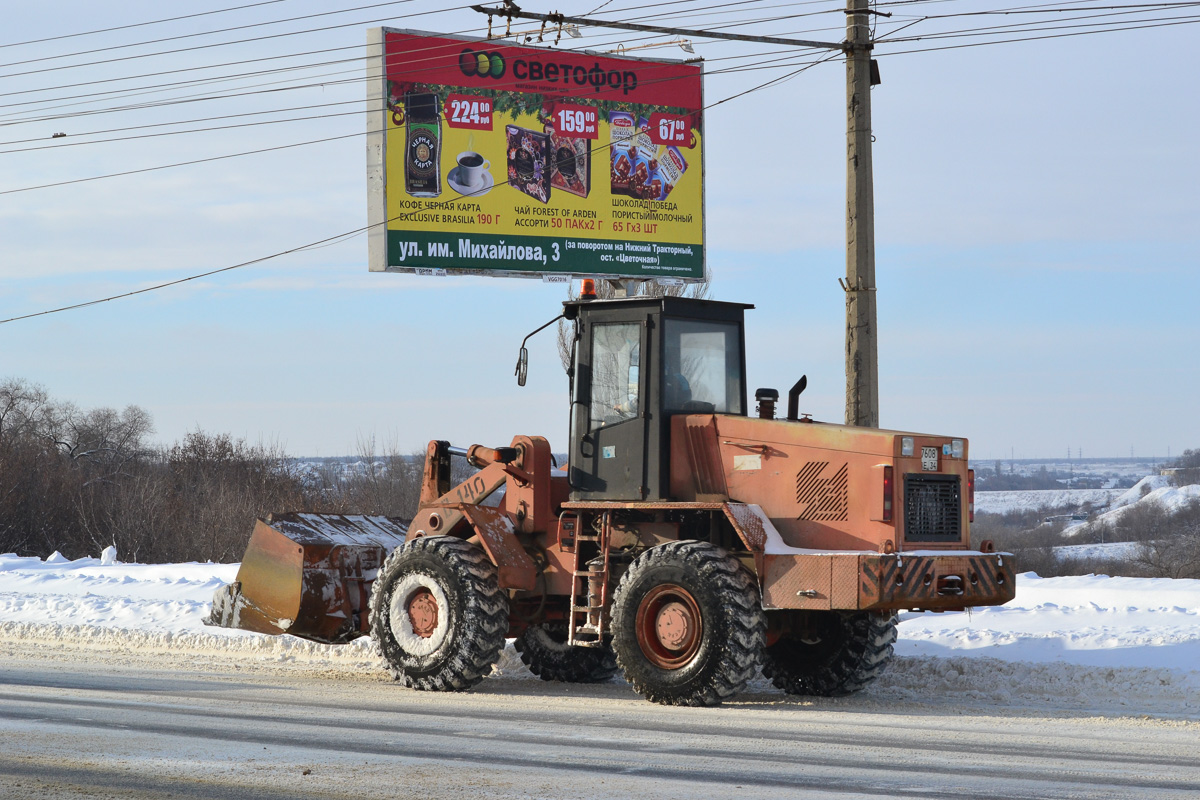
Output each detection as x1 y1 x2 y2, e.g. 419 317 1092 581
662 319 743 414
589 322 641 428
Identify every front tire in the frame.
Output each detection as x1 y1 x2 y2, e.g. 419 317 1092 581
611 541 765 707
369 536 508 691
515 622 618 683
761 611 897 697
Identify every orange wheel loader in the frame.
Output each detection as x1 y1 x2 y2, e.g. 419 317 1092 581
210 295 1014 706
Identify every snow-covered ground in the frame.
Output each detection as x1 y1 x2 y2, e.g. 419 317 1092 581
974 488 1123 515
1104 476 1200 516
1054 540 1142 561
1 551 1198 717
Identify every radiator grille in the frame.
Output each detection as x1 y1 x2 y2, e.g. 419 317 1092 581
903 474 961 542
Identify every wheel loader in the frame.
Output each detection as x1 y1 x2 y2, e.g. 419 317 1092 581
210 293 1015 706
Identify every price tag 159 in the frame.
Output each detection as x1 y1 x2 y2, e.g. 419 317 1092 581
553 103 598 139
650 113 691 146
446 94 494 130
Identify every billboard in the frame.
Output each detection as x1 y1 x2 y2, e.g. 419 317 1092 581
366 28 704 281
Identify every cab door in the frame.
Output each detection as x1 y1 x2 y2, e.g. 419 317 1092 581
570 313 649 500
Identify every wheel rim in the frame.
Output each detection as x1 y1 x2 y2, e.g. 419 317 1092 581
635 583 703 669
387 573 451 657
406 588 439 638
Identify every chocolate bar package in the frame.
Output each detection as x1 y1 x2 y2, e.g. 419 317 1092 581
506 125 551 203
548 124 591 198
625 116 662 200
608 111 636 194
651 145 688 200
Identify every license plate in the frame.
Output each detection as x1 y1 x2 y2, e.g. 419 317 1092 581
921 446 939 471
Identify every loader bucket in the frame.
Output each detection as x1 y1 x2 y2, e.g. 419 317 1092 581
208 513 409 644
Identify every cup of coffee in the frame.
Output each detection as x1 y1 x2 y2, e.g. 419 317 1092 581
456 151 490 188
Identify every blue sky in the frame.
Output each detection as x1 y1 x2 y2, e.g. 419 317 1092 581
2 0 1196 459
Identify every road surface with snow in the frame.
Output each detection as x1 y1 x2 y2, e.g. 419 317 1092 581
3 653 1198 800
1 552 1198 797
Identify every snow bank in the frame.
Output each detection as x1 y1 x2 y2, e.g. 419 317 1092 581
3 552 1199 716
1112 475 1173 509
1053 541 1141 562
974 488 1122 515
1105 482 1200 519
896 573 1200 670
1063 478 1200 540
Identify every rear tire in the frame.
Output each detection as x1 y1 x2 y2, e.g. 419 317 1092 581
611 540 765 707
515 622 618 683
369 536 508 691
761 611 896 697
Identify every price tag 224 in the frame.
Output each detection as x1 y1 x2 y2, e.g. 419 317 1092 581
446 94 494 130
552 104 598 139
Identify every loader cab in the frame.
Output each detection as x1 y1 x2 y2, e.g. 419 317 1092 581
565 296 751 501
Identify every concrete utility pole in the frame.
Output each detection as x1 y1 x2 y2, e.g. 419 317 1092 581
844 0 878 428
475 4 882 426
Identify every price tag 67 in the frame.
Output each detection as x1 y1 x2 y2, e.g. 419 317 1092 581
650 113 690 146
446 94 493 131
553 103 598 140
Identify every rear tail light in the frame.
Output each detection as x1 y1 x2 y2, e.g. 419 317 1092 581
968 468 975 523
883 465 894 523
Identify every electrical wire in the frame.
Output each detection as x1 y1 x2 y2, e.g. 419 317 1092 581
0 48 822 162
0 0 295 51
879 12 1200 51
0 15 832 124
0 98 365 148
879 1 1200 37
877 8 1200 42
0 132 361 197
0 1 418 71
0 51 842 327
0 0 849 118
0 3 476 83
0 108 372 155
0 0 837 109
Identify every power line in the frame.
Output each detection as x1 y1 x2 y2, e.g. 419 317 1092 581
0 4 473 83
0 26 823 138
0 53 841 327
0 108 372 155
0 0 294 51
879 12 1200 51
0 0 765 81
0 0 845 105
877 8 1200 42
0 49 818 164
0 132 361 197
0 99 365 147
0 33 813 133
0 0 420 72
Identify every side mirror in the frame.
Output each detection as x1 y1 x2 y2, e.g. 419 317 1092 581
515 346 529 387
514 312 563 387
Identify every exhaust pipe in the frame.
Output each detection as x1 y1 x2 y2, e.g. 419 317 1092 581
787 375 807 421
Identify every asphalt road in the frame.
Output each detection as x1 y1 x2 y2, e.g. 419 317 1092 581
0 655 1197 800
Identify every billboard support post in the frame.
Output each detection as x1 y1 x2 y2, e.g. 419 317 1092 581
366 27 388 273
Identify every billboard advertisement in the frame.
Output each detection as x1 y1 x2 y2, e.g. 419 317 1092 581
366 28 704 281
